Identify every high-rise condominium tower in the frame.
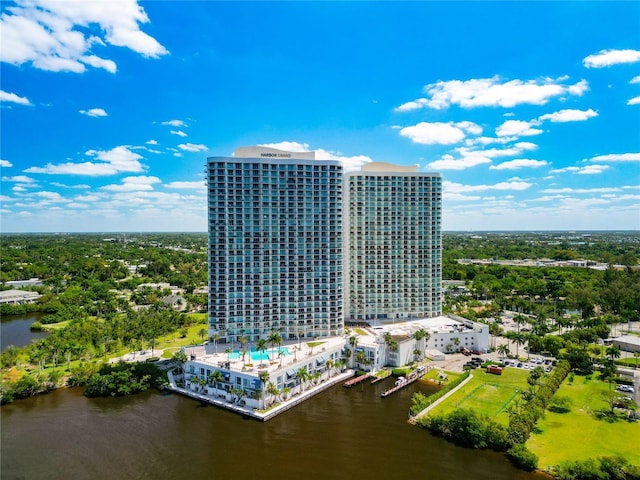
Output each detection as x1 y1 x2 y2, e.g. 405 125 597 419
207 147 344 343
345 162 442 321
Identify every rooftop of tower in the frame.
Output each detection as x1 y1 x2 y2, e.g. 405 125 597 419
234 146 316 160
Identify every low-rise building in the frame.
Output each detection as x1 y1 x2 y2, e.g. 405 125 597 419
4 278 43 288
183 336 347 410
0 289 42 304
612 335 640 354
349 314 489 371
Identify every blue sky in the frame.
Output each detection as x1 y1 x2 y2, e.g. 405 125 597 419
1 1 639 232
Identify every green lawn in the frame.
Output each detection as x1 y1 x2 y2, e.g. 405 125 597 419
527 375 640 468
429 367 529 425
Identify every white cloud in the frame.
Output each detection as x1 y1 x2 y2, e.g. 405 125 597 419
583 49 640 68
400 121 481 145
80 54 116 73
259 141 310 152
162 120 186 127
0 0 168 73
395 76 588 111
258 142 372 171
541 187 620 194
3 175 36 183
538 108 598 123
627 96 640 106
550 165 609 175
25 145 145 175
0 89 33 105
444 180 533 193
630 76 640 84
164 181 206 190
50 182 90 189
178 143 208 152
146 139 158 145
0 159 13 167
427 153 491 171
79 107 107 117
589 153 640 162
496 120 543 137
101 175 161 192
35 191 65 201
489 159 549 170
170 130 188 137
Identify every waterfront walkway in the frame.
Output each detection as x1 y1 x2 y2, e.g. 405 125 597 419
166 369 354 421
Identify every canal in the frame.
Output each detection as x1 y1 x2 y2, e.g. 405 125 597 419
1 376 545 480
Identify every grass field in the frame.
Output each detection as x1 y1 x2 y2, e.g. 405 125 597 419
527 375 640 468
428 367 529 425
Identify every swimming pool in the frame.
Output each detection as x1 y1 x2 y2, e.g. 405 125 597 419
228 347 291 362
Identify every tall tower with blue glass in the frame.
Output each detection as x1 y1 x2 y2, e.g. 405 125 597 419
207 147 344 343
345 163 442 321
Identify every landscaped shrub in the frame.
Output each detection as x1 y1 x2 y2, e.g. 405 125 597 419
392 367 410 376
507 444 538 471
421 408 510 451
553 456 640 480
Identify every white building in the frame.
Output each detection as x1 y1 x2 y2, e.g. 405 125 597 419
348 314 489 371
183 336 347 410
344 163 442 321
612 335 640 354
0 289 42 304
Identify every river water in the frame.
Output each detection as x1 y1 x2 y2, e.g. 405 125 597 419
1 378 545 480
0 313 48 351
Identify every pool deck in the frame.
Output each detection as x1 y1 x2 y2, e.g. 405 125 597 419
167 368 355 421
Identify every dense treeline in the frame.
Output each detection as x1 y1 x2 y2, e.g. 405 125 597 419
1 233 208 293
443 231 639 266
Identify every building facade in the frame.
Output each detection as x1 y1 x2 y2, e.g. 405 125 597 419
345 162 442 321
207 147 344 343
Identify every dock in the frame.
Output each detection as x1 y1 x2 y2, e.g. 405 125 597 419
343 372 371 387
370 374 389 384
381 369 426 397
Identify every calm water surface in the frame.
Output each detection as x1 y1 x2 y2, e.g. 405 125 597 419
0 313 48 351
1 378 546 480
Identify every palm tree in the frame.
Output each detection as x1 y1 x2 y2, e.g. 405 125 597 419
239 335 248 366
225 347 232 362
258 371 270 408
349 336 358 368
412 348 422 362
296 367 309 392
325 359 335 377
413 328 429 349
606 345 621 362
268 331 282 358
171 350 188 381
356 350 366 369
208 370 224 394
256 338 268 366
497 343 510 359
212 333 221 354
452 336 461 352
198 328 207 344
266 382 279 407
